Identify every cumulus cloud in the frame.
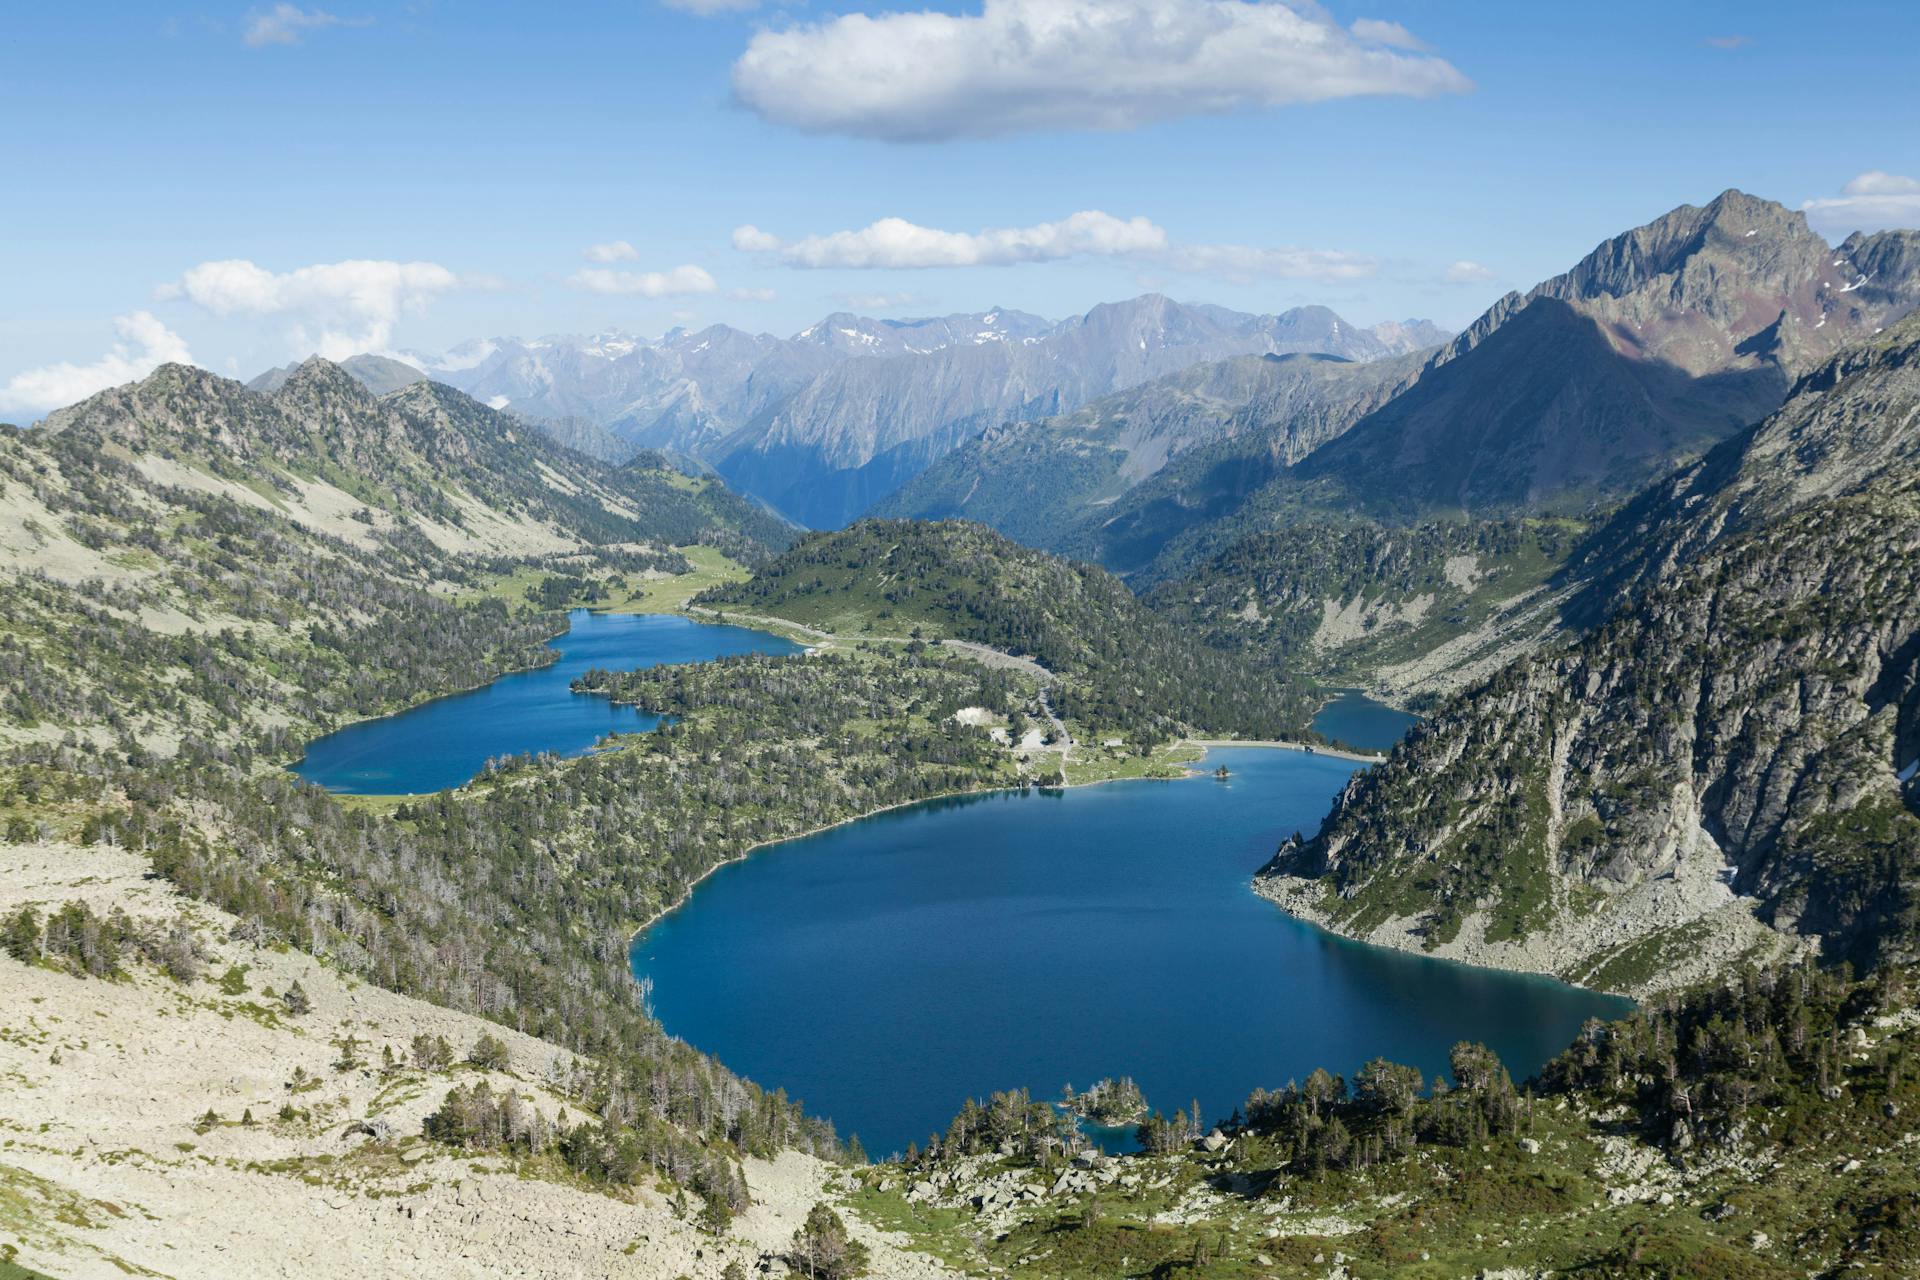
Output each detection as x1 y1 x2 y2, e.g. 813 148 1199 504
664 0 760 14
1 313 195 416
158 258 465 358
1444 259 1496 284
735 211 1373 282
1802 171 1920 237
731 0 1470 141
244 4 364 47
568 265 719 297
734 211 1165 269
583 240 642 263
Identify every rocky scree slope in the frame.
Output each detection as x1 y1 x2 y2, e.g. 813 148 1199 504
43 358 786 561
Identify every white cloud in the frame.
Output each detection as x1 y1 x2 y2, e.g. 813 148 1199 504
158 258 465 358
1802 171 1920 237
664 0 760 14
735 211 1374 282
731 0 1470 142
731 226 784 254
1703 34 1752 50
1444 259 1496 284
837 291 925 310
1 313 195 416
244 4 362 47
1349 18 1424 51
568 265 719 297
727 286 778 302
584 240 642 263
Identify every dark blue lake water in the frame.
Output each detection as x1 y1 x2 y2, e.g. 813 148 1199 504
633 747 1631 1159
1311 689 1421 752
290 609 802 794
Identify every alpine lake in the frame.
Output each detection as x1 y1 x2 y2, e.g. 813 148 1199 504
295 611 1631 1156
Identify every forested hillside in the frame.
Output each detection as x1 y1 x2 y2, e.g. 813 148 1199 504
696 519 1321 745
864 959 1920 1278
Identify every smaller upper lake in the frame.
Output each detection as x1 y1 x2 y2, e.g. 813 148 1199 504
1311 689 1420 753
290 610 802 794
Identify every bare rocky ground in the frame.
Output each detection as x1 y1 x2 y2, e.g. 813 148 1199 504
1254 831 1810 1001
0 842 953 1279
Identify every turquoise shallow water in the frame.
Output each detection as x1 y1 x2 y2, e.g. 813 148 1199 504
632 747 1632 1158
1311 688 1421 752
289 609 802 794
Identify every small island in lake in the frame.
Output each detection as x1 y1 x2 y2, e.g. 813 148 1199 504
1062 1076 1148 1126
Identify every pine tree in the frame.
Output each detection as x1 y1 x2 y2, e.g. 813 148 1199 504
698 1194 733 1239
790 1201 868 1280
468 1033 510 1071
2 906 38 963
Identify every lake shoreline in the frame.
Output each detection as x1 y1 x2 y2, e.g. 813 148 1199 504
624 738 1395 948
624 760 1221 946
1184 737 1384 764
276 613 571 781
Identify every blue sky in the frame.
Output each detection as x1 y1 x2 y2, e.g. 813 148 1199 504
4 0 1918 414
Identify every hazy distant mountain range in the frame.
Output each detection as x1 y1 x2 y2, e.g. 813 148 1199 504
253 298 1446 528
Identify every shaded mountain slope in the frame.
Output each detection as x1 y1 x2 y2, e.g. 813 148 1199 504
875 349 1426 554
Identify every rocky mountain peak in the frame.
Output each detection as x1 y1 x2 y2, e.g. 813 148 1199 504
1441 190 1920 388
1551 188 1821 302
40 363 267 453
273 356 384 412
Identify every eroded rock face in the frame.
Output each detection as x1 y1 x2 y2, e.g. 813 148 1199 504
1261 313 1920 992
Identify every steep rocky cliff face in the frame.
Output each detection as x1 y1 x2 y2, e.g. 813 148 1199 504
1259 315 1920 995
